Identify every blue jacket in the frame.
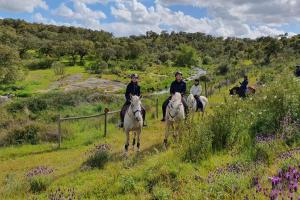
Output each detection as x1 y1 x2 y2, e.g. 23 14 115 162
125 82 140 102
240 79 248 91
170 80 186 95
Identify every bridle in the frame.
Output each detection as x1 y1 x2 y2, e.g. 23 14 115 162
130 103 142 121
168 101 182 119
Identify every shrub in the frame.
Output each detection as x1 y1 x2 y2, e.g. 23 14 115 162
85 144 111 169
120 176 136 194
86 61 108 74
217 63 229 75
252 142 274 165
6 123 40 145
7 101 25 113
202 55 213 65
51 61 65 77
179 121 212 162
27 97 48 113
26 58 54 70
28 176 51 193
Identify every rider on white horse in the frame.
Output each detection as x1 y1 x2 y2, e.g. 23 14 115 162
119 74 146 128
161 71 189 121
190 79 203 112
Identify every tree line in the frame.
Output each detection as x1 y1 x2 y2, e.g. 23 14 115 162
0 18 299 84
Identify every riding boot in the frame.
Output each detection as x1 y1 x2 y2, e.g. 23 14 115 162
195 95 203 112
119 102 130 128
182 98 189 116
161 97 171 121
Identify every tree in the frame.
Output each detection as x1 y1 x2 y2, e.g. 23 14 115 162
101 47 116 62
65 41 77 66
74 40 94 65
263 37 282 64
175 45 199 67
0 44 21 84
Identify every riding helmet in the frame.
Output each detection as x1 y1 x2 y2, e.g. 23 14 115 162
131 74 139 79
175 71 183 77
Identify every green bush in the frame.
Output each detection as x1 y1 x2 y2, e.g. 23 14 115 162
179 121 212 162
7 101 25 113
202 55 213 65
51 61 65 77
27 97 48 113
86 149 110 169
28 176 51 193
216 63 229 75
6 123 40 145
26 58 54 70
120 176 136 194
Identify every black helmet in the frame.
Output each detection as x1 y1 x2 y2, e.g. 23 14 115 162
131 74 139 79
194 79 200 82
175 71 183 77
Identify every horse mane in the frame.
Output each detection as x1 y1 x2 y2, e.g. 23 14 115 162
131 95 140 103
171 92 181 102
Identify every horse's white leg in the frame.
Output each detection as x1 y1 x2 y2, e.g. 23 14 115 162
132 131 136 150
124 130 130 156
164 122 170 149
137 129 141 152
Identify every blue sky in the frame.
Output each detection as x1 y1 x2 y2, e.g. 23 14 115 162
0 0 299 38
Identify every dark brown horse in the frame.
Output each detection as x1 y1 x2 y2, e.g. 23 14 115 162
229 86 256 97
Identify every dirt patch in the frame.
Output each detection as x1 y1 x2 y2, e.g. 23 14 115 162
64 78 125 92
49 74 125 93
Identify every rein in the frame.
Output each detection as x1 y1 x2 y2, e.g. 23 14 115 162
128 103 142 121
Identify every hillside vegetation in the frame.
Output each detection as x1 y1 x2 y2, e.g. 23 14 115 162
0 19 300 199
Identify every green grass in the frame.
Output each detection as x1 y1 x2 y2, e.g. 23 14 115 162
1 62 299 199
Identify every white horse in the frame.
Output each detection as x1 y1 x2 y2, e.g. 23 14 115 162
164 92 185 148
187 94 208 115
123 95 143 156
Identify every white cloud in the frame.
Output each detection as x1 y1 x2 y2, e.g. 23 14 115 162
0 0 48 13
157 0 300 26
107 0 296 38
53 2 106 30
32 12 81 27
26 0 297 38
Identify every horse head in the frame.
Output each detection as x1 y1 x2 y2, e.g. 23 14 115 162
130 95 143 122
167 93 184 121
187 94 196 110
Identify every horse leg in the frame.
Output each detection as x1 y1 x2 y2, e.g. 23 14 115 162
132 132 136 150
172 123 178 142
137 129 141 152
164 122 170 149
124 130 130 156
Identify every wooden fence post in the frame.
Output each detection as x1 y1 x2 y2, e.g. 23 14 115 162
104 108 109 137
156 98 159 119
58 114 61 148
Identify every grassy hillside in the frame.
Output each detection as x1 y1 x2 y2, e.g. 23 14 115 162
1 64 300 199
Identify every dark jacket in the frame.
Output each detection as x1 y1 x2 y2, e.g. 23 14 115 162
240 79 248 91
125 81 141 102
170 80 186 95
